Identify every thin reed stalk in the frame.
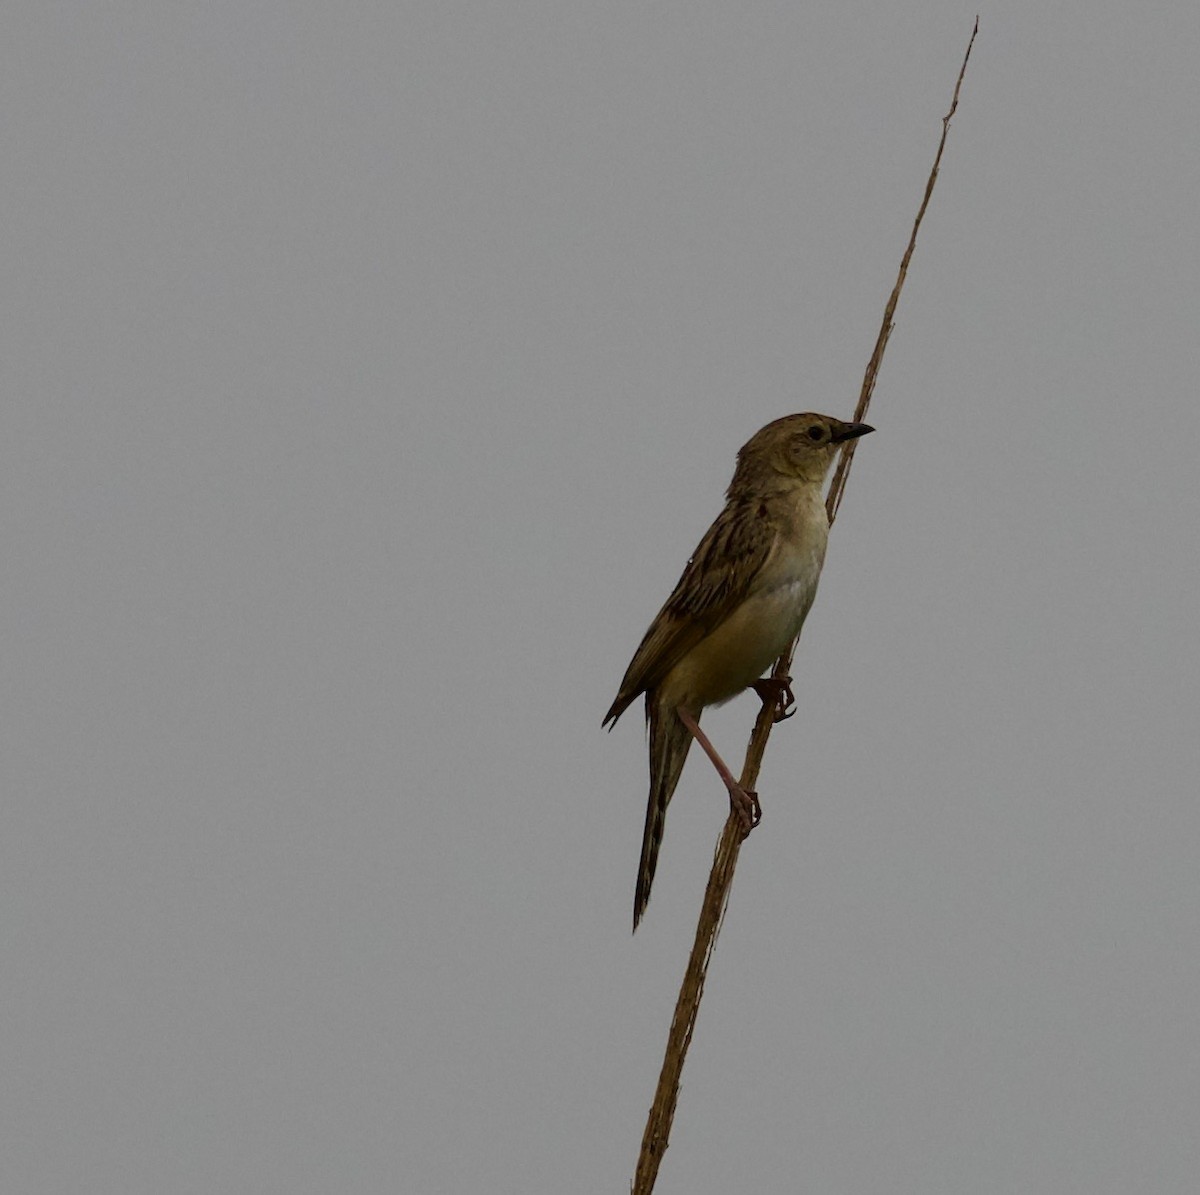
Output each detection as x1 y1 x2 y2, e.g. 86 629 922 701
632 20 978 1194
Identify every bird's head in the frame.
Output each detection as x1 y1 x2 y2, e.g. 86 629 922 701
729 412 874 493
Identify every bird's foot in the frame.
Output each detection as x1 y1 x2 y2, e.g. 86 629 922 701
674 705 763 837
728 784 762 836
753 676 796 723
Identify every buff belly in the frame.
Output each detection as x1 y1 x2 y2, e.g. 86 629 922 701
662 577 819 711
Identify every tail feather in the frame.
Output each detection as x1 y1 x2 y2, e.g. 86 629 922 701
633 700 694 930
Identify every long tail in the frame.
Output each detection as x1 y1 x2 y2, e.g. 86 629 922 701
634 700 694 931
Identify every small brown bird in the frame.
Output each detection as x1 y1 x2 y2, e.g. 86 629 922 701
604 413 873 930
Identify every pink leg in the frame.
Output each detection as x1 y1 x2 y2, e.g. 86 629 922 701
675 707 761 832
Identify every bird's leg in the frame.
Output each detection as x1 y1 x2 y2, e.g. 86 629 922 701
675 707 761 833
752 675 796 723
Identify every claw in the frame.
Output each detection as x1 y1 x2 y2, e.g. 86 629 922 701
753 676 796 724
729 785 761 835
676 705 763 838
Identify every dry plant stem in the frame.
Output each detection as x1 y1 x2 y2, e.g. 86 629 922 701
631 20 978 1195
827 15 978 526
632 692 782 1195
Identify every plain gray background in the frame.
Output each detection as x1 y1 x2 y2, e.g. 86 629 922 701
4 3 1199 1192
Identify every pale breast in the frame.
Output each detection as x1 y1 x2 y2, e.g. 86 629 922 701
665 550 825 709
658 484 831 711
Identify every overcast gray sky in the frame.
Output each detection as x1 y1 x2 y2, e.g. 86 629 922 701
4 3 1200 1192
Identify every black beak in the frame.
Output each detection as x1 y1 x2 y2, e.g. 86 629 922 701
831 422 874 443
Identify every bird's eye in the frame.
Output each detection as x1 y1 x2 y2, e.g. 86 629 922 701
806 425 825 441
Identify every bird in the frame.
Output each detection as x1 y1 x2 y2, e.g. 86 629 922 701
604 413 873 930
